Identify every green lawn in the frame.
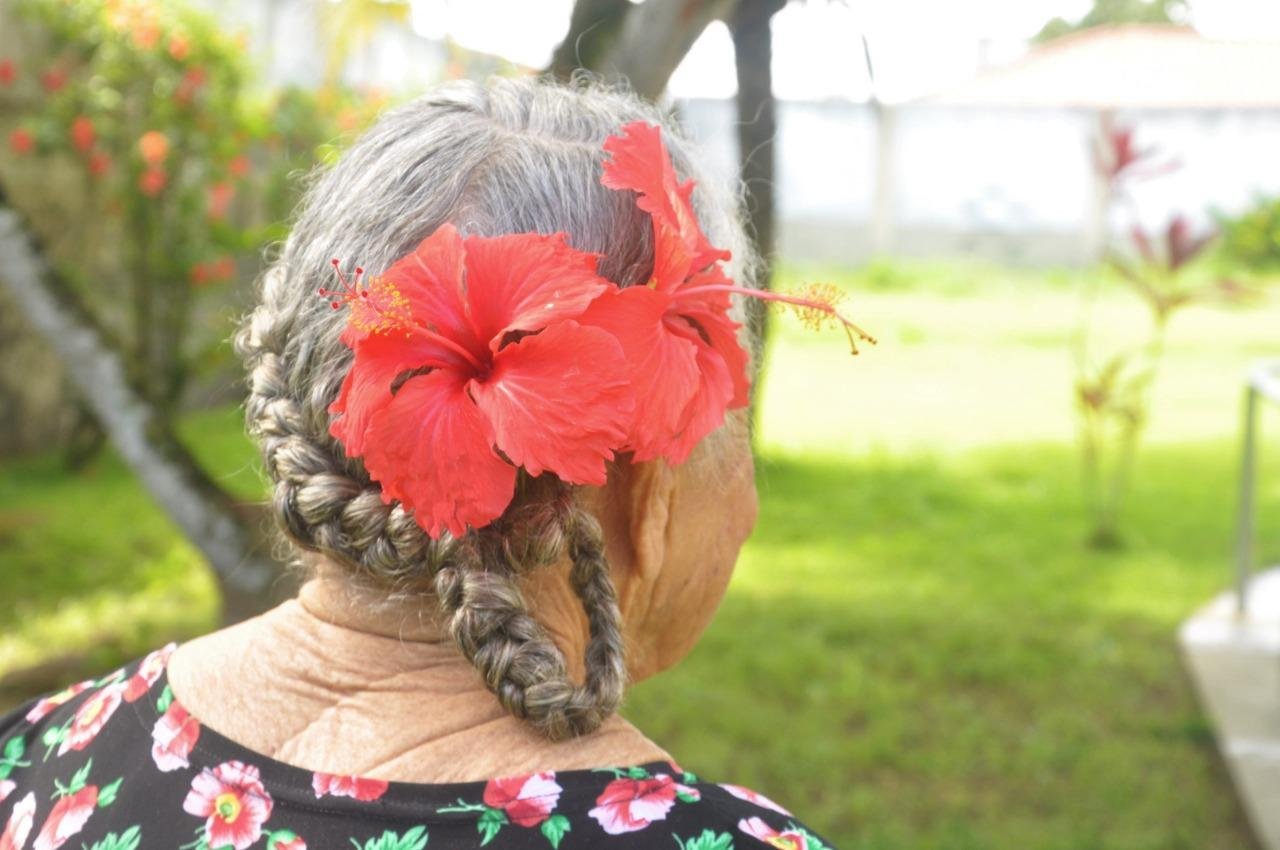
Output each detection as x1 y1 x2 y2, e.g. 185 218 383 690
2 263 1279 848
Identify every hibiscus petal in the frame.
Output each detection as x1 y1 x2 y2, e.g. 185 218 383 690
380 223 486 360
329 331 458 458
461 232 611 348
677 299 751 410
362 369 516 538
660 308 742 466
601 122 730 288
576 287 700 463
471 321 632 485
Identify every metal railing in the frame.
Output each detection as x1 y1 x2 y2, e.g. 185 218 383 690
1236 359 1280 615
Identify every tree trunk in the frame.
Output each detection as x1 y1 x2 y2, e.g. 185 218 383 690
0 193 288 623
729 0 784 398
596 0 739 100
549 0 633 81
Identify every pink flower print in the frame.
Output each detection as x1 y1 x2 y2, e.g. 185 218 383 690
31 786 97 850
589 775 680 835
58 684 125 755
310 773 389 802
123 644 175 702
0 791 36 850
184 761 274 850
151 700 200 771
738 816 810 850
721 784 792 816
24 681 92 725
483 772 562 828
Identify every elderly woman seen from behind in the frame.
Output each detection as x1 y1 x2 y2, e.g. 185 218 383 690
0 78 855 849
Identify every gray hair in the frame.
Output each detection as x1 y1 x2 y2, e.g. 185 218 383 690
235 75 757 740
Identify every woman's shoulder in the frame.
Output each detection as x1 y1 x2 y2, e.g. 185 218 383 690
0 646 839 849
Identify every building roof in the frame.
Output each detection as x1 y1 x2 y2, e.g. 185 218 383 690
924 24 1280 109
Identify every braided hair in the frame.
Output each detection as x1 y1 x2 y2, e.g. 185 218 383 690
235 77 757 740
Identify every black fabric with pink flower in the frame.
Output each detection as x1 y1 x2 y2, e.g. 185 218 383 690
0 648 836 850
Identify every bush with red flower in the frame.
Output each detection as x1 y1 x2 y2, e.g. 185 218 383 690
0 0 386 431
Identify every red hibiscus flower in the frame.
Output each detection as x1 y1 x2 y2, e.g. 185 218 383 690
184 761 274 850
8 129 34 156
123 643 174 702
0 791 36 850
722 784 791 816
738 816 809 850
32 786 96 850
310 773 388 802
151 699 200 771
0 60 16 86
69 116 95 154
58 683 125 755
483 771 561 828
588 774 693 835
576 121 745 465
327 223 634 538
584 122 873 464
25 680 92 724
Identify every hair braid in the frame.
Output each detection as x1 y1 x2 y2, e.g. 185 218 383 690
435 500 626 741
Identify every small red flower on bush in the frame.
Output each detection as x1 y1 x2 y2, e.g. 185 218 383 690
70 116 96 154
40 67 67 93
168 33 190 61
207 181 235 220
88 151 112 178
0 59 16 86
227 153 250 178
327 224 635 538
137 130 169 165
138 167 167 197
9 128 34 155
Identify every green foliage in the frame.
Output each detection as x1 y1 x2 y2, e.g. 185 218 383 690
1035 0 1188 42
1217 194 1280 271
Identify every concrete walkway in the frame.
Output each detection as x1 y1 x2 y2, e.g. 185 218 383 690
1180 566 1280 848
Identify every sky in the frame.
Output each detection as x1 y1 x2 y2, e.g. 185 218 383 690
408 0 1280 102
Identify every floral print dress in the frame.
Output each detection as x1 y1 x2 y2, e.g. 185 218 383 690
0 646 836 850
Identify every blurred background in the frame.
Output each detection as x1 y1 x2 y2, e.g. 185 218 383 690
1 0 1279 847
